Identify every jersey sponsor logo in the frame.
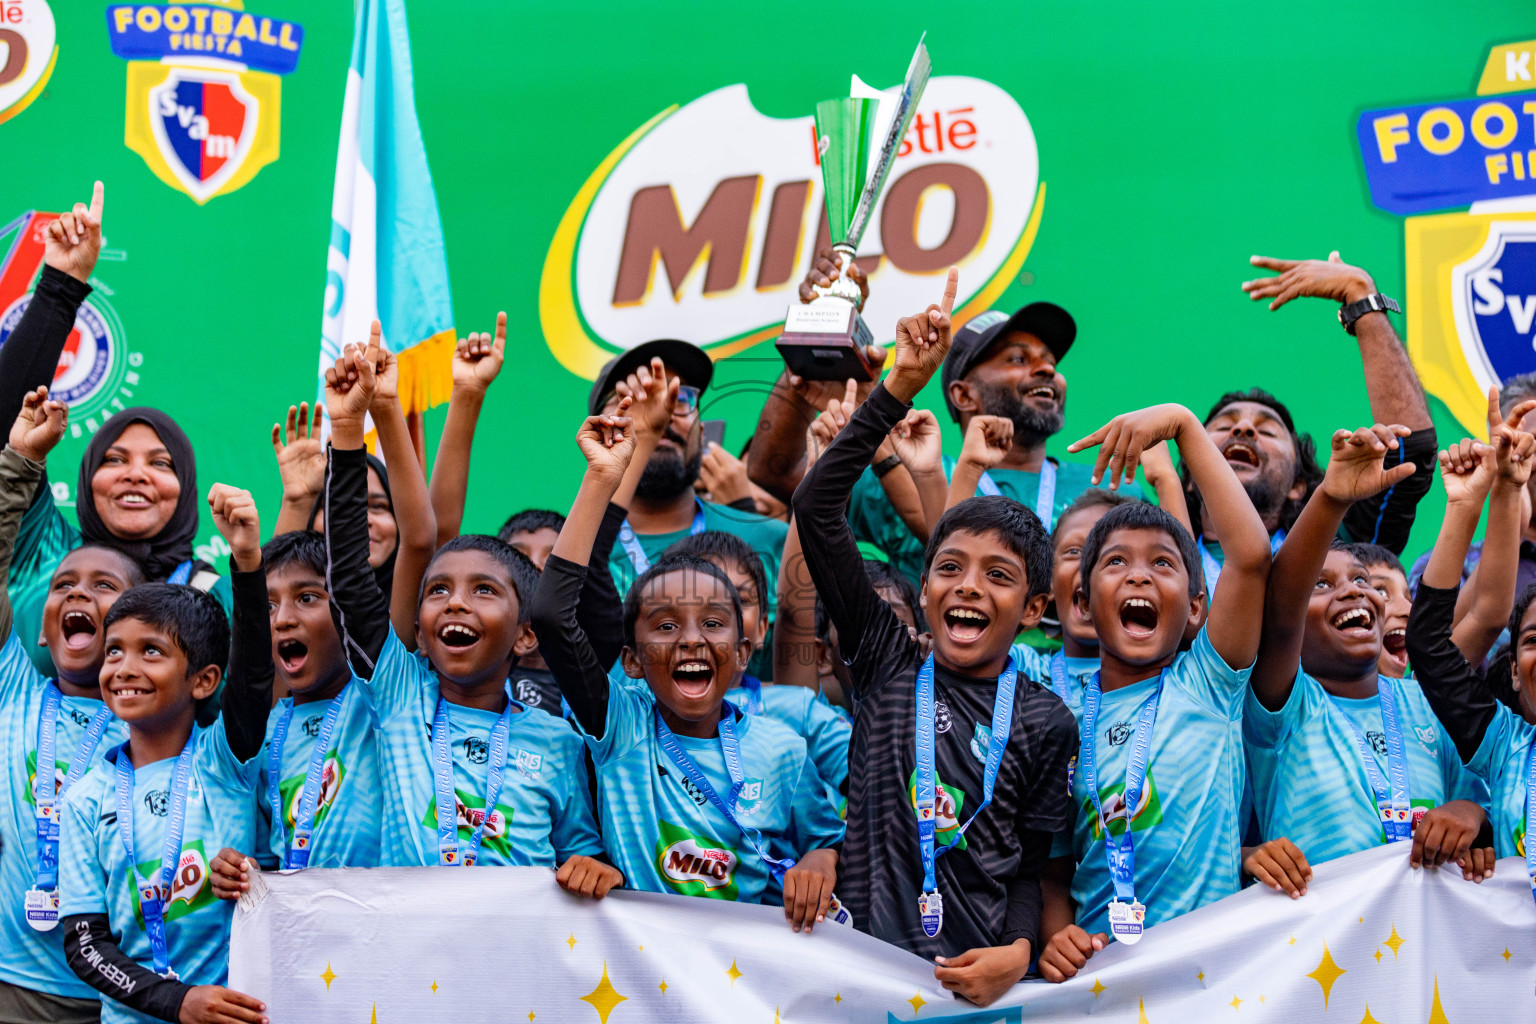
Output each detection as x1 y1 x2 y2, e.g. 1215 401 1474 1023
144 788 170 817
463 736 490 764
1105 721 1133 747
513 748 544 781
1413 725 1439 753
655 819 739 900
540 75 1044 380
278 754 345 830
1085 769 1164 841
514 679 545 707
108 3 304 204
420 791 515 861
131 839 214 925
0 0 57 126
734 777 764 816
907 768 969 851
969 723 992 764
933 701 953 735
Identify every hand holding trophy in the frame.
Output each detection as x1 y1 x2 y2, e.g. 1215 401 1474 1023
777 37 931 382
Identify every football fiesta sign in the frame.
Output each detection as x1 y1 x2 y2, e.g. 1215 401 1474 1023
540 75 1045 380
107 2 305 204
1358 38 1536 436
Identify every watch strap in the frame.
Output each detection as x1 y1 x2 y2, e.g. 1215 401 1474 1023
1338 293 1401 335
872 453 903 478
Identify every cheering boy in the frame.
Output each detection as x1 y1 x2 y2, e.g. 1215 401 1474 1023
58 487 271 1024
1241 422 1490 897
1038 399 1272 982
792 269 1078 1007
0 389 138 1022
319 340 614 891
529 374 846 931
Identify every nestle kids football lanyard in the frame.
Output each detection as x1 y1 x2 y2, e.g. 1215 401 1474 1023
914 650 1020 938
1524 742 1535 906
27 685 114 930
1049 651 1072 702
977 460 1056 529
1082 671 1162 945
166 560 194 585
1326 680 1413 843
114 738 196 978
1199 531 1286 598
266 693 346 869
618 501 707 574
739 675 765 715
432 698 513 866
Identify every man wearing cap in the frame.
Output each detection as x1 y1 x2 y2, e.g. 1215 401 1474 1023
590 338 790 631
748 250 1136 585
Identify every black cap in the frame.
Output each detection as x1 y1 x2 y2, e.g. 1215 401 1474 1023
588 339 715 415
940 302 1076 423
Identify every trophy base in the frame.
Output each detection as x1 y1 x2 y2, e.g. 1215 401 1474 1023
777 298 877 382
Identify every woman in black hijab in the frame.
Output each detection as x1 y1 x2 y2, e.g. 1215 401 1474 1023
306 451 399 599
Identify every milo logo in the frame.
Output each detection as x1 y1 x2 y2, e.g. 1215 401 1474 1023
22 749 68 808
132 840 214 925
1087 770 1164 840
421 791 515 861
907 768 968 851
278 754 345 830
655 819 738 900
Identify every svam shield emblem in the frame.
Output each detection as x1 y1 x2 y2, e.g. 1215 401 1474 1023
147 69 258 204
1452 220 1536 393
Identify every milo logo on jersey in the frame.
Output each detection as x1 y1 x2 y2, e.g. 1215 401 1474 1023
420 791 515 862
1085 769 1164 841
21 749 68 808
131 839 214 925
907 768 968 852
276 754 345 831
655 820 738 900
0 210 142 438
107 3 304 204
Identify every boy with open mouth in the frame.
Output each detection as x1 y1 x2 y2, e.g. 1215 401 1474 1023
1241 415 1499 901
58 486 272 1024
530 363 845 934
1038 398 1272 982
0 389 142 1024
792 269 1079 1008
317 339 615 897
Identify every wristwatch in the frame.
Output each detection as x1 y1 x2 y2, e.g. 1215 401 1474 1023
872 453 903 478
1338 293 1400 335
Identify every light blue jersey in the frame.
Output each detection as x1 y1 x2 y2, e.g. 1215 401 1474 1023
369 632 602 868
578 676 844 904
257 681 382 869
59 724 259 1024
1466 703 1534 859
1060 629 1250 936
1 632 128 999
727 680 852 789
1245 671 1488 864
1013 644 1097 711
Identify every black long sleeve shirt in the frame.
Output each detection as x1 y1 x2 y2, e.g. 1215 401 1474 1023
790 382 1077 960
1404 582 1499 763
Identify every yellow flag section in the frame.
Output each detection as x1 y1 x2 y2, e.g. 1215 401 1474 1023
232 844 1533 1023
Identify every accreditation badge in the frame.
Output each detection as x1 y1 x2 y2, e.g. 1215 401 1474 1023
918 889 944 937
1108 899 1146 945
826 893 853 927
24 887 59 931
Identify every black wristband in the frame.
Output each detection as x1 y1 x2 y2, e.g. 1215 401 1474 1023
872 453 903 478
1338 293 1400 335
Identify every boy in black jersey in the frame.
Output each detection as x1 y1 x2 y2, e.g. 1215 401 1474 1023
792 270 1077 1007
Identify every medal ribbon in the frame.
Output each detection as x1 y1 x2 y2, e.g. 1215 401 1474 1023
432 698 514 867
1049 651 1072 702
1523 742 1535 906
114 738 196 978
33 685 114 890
1199 530 1286 598
618 501 707 574
976 460 1057 529
1328 680 1414 843
739 675 764 716
266 692 346 869
1082 672 1163 905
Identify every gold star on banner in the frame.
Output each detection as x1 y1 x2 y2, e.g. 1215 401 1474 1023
1287 934 1297 946
1502 948 1512 963
1230 996 1242 1012
567 933 578 951
1427 977 1452 1024
1359 1007 1384 1024
430 982 438 994
1383 924 1405 960
320 963 337 991
1307 943 1347 1009
773 1008 781 1024
1374 950 1383 963
528 1014 535 1024
834 994 842 1004
1358 916 1364 924
1137 997 1151 1024
1092 978 1106 999
726 960 744 986
908 991 927 1015
1196 971 1205 982
1259 995 1266 1005
579 961 628 1024
658 979 668 996
369 1006 377 1024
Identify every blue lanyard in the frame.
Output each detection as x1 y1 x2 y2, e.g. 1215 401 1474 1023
915 652 1019 894
1524 742 1535 905
1197 529 1285 597
739 675 764 715
618 501 707 574
977 459 1056 529
166 560 194 586
1327 681 1413 843
114 739 195 979
266 692 346 869
1081 672 1163 904
1048 652 1071 702
33 685 114 891
654 704 796 882
432 698 514 866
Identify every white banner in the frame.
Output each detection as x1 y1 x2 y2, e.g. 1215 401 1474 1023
232 844 1536 1023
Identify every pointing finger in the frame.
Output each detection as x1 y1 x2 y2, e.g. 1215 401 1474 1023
940 266 959 316
88 180 105 222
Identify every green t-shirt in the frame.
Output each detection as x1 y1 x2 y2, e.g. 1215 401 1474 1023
6 492 232 676
847 455 1145 585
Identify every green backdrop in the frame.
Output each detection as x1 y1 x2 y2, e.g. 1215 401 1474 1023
4 1 1531 569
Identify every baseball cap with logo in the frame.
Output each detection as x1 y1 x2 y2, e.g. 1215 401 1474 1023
587 339 716 415
940 303 1076 423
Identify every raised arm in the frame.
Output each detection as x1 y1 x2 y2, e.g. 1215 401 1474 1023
0 183 102 434
366 333 438 644
532 400 641 738
944 414 1014 511
207 484 273 762
886 407 948 536
269 402 326 536
1 389 68 636
1140 441 1193 534
1069 404 1274 669
430 313 505 546
322 334 392 675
